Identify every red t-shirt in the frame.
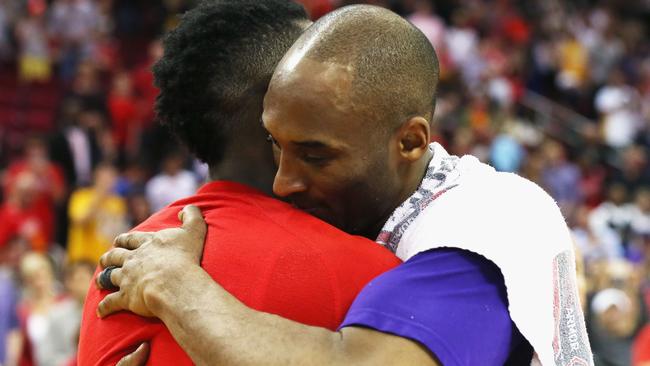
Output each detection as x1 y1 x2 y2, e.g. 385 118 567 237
634 324 650 365
107 94 139 147
78 181 400 365
0 202 50 251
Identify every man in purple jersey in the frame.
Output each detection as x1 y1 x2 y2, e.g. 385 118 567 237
97 4 591 365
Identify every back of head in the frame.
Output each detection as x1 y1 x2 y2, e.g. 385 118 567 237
154 0 309 166
277 5 439 131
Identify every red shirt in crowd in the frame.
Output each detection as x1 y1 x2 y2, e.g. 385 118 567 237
634 323 650 365
107 93 139 148
131 63 159 126
78 181 401 365
1 160 65 249
0 202 50 251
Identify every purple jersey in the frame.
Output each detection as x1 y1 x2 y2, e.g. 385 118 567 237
339 248 532 365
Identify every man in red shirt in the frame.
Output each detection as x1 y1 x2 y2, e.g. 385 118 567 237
77 1 400 364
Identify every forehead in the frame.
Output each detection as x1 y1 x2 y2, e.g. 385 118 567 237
270 58 356 113
263 58 369 146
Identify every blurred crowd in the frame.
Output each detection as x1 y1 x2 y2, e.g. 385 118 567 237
0 0 648 365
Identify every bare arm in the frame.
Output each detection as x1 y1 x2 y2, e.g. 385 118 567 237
98 206 438 366
149 263 436 366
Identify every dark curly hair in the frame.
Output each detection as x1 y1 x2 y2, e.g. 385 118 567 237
153 0 308 166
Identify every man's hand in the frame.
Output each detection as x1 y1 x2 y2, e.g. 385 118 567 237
96 205 208 318
116 343 150 366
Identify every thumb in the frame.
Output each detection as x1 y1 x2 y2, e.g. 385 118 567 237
179 205 207 239
116 343 150 366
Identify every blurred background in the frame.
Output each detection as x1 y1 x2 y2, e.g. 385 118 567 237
0 0 648 365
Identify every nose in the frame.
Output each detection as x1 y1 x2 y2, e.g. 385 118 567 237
273 154 307 198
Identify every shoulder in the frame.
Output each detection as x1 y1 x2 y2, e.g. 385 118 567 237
341 248 517 365
449 171 565 230
354 248 505 297
488 172 558 207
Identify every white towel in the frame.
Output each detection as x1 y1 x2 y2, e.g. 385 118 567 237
377 143 594 366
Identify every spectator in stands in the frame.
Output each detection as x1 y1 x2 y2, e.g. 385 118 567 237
0 237 25 366
576 139 607 208
4 136 65 244
14 6 51 83
589 183 633 259
4 136 66 202
126 191 150 227
48 0 102 81
130 39 163 129
595 70 644 149
630 188 650 237
626 188 650 261
490 132 524 173
610 145 650 194
145 151 198 212
555 29 589 94
114 161 148 197
67 163 127 263
0 172 51 252
66 62 106 114
445 9 480 89
59 260 95 365
108 71 140 161
0 2 12 62
49 100 106 188
587 260 646 366
541 139 582 218
16 252 80 366
407 0 446 55
573 204 614 263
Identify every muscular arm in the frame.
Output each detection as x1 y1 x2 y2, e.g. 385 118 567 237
147 263 437 366
100 208 518 365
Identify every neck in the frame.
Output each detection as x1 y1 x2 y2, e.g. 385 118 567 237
362 148 434 239
208 150 275 196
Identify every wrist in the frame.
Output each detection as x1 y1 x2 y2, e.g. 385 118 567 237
143 261 205 319
142 259 188 317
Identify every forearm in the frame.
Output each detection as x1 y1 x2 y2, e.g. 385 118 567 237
147 265 341 366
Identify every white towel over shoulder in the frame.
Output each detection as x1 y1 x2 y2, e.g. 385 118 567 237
377 143 594 366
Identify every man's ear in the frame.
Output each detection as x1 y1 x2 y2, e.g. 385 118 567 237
396 116 430 161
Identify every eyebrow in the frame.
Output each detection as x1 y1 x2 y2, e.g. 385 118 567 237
292 140 330 149
261 118 340 150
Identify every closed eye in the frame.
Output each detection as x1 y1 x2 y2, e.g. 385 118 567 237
301 154 331 165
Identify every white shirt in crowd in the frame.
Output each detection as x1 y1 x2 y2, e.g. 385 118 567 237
145 170 198 212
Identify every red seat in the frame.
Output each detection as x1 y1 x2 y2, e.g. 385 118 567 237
25 109 54 131
0 88 19 106
28 90 60 109
0 106 17 126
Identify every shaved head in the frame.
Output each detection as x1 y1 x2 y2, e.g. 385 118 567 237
263 5 438 237
275 5 439 132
